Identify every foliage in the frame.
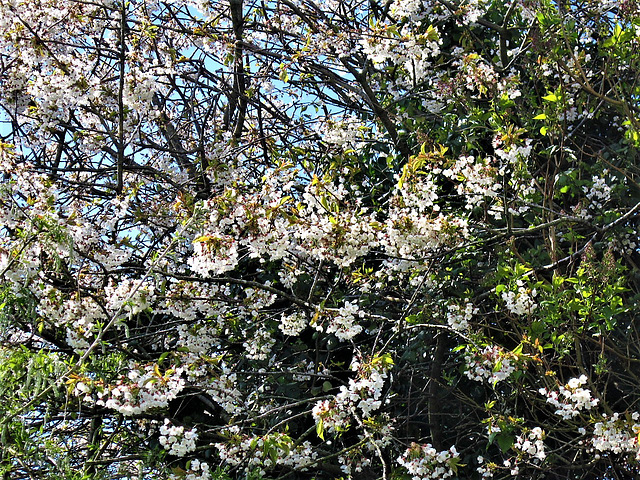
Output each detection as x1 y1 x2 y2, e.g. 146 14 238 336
1 0 640 479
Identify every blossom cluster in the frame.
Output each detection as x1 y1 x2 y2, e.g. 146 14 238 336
279 311 308 336
188 234 239 276
312 356 391 436
338 451 373 476
205 367 244 415
397 443 460 480
317 116 371 150
361 23 442 84
105 278 156 317
168 459 212 480
502 280 537 316
174 323 220 359
464 345 518 384
317 301 365 341
160 281 231 327
443 155 500 211
493 138 533 166
389 0 434 22
539 375 599 419
591 413 640 458
338 420 395 475
459 0 491 25
446 301 477 331
459 54 498 95
243 327 276 361
186 158 473 288
476 456 495 478
514 427 546 461
584 173 612 210
159 420 198 457
215 430 318 475
72 363 186 416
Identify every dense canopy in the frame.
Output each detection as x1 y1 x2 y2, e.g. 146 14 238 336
2 0 640 479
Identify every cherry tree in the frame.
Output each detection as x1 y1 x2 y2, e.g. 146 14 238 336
1 0 640 479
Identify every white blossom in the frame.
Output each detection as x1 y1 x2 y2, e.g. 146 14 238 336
539 375 599 419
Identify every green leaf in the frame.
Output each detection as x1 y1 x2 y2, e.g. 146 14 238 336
269 445 278 462
372 353 394 367
540 126 548 135
533 113 547 120
279 66 289 83
496 434 514 453
316 418 325 441
424 24 439 42
614 23 623 37
542 93 558 102
493 360 503 373
448 456 465 473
